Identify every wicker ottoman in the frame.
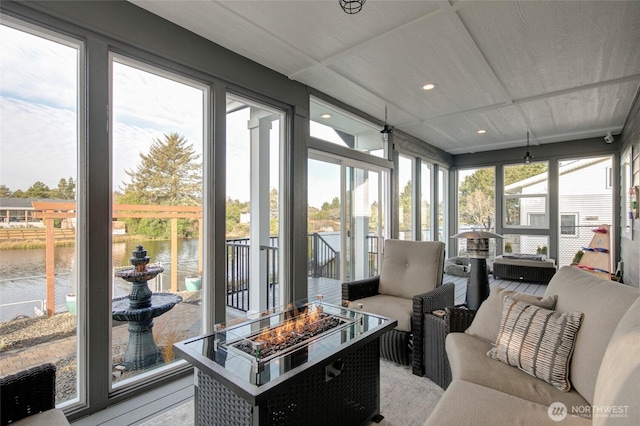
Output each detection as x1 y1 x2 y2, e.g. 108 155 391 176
493 255 557 284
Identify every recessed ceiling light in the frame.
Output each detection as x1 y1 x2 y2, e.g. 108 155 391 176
422 83 435 91
477 129 487 134
321 114 331 119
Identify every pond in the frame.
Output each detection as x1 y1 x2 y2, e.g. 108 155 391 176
0 239 200 322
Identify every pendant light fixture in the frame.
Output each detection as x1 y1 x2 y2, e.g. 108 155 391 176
339 0 366 14
523 130 533 164
380 105 391 143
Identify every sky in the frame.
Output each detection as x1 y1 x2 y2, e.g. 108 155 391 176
0 21 343 208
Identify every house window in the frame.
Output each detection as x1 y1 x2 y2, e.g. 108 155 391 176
560 214 578 236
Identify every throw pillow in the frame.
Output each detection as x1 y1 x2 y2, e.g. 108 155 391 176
488 296 583 392
465 287 557 344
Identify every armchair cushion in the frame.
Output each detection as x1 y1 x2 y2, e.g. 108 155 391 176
378 240 445 299
348 294 413 332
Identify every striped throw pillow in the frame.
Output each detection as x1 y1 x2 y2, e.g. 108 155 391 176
487 296 583 392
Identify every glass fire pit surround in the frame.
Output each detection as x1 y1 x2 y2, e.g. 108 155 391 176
173 299 397 425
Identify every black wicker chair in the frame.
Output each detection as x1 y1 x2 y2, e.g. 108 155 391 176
342 240 455 376
0 363 68 426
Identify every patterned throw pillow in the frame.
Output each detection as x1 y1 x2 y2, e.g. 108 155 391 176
487 296 583 392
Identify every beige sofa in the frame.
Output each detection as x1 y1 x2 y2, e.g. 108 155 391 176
425 266 640 425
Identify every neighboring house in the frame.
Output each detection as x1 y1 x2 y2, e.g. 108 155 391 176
0 197 43 227
505 158 613 267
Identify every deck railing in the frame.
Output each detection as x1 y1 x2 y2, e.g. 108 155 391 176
225 234 340 311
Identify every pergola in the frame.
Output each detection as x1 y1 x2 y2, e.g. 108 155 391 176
32 201 203 316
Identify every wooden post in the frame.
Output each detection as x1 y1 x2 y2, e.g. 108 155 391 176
45 217 55 316
171 217 178 292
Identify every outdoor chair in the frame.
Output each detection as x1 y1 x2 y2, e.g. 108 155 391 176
0 363 69 426
342 239 454 376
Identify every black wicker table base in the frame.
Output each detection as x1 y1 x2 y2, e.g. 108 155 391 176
195 340 381 426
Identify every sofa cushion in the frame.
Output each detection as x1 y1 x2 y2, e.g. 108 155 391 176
424 380 590 426
545 266 640 403
488 297 583 391
465 286 557 344
593 297 640 426
348 294 413 331
446 333 590 411
378 239 445 299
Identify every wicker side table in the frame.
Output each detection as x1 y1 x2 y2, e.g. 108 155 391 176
423 307 477 390
423 312 450 389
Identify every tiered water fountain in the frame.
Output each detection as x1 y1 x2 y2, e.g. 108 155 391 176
112 245 182 370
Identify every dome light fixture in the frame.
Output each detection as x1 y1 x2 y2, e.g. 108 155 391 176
339 0 366 14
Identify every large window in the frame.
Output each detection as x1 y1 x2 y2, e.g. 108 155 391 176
503 162 549 228
110 56 205 386
0 21 82 405
558 156 613 267
398 154 414 240
310 97 386 158
438 167 449 247
226 94 286 314
420 162 432 240
457 167 495 255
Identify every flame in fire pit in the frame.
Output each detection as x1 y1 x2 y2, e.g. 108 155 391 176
234 304 343 360
255 305 322 346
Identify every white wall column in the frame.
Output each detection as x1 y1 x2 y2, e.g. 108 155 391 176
248 110 271 314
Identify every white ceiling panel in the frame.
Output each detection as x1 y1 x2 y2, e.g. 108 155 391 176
219 0 441 62
328 11 509 120
128 0 640 155
519 80 639 140
131 0 315 75
458 0 640 100
414 105 530 154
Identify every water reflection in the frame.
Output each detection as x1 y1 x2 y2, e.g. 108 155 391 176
0 239 200 321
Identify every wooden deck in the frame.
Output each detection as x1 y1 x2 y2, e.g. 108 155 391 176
307 272 547 307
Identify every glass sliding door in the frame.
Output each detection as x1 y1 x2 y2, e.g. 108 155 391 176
345 165 385 281
308 152 388 301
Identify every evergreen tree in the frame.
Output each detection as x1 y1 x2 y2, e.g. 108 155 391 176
119 133 202 206
0 185 11 197
116 133 202 238
25 181 51 198
53 177 76 199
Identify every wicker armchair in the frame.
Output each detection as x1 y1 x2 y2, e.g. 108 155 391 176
0 363 69 426
342 239 454 376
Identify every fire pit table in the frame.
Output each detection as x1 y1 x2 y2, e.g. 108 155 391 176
173 298 397 426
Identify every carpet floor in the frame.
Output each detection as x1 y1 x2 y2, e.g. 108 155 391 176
140 358 444 426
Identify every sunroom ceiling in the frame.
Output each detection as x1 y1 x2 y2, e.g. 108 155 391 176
129 0 640 155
